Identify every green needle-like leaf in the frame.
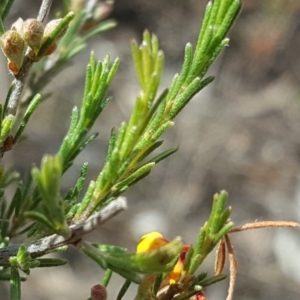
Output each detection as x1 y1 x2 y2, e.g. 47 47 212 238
59 53 118 169
65 162 89 206
112 162 155 191
169 77 214 119
0 114 15 143
14 94 42 144
101 269 113 287
36 258 68 267
82 20 117 41
208 190 228 234
183 246 194 272
10 267 21 300
168 43 193 101
1 0 14 21
31 155 70 237
38 12 75 57
23 211 56 231
144 147 178 165
199 274 227 287
0 273 26 281
117 279 132 300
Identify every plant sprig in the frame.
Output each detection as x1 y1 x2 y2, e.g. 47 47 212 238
4 1 297 300
73 0 241 221
58 53 119 170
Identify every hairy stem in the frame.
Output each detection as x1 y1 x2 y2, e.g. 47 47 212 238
6 0 53 116
0 197 127 265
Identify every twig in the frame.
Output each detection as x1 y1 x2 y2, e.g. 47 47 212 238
230 221 300 233
6 0 53 116
0 197 127 265
37 0 53 23
7 58 33 115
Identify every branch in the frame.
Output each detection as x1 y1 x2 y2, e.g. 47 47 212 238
7 0 53 116
7 58 33 115
37 0 53 23
0 197 127 265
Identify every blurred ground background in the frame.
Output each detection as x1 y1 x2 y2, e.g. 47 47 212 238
1 0 300 299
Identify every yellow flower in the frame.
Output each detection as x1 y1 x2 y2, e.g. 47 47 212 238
136 232 190 284
136 232 169 253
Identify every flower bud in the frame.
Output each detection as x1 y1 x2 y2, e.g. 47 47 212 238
190 291 207 300
21 19 44 53
91 284 107 300
0 30 25 74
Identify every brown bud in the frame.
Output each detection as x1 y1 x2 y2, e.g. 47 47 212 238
44 43 57 56
21 19 44 53
90 284 107 300
3 135 14 152
7 61 20 75
214 239 226 276
0 30 25 73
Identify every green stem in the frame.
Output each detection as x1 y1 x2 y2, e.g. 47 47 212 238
101 269 113 287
